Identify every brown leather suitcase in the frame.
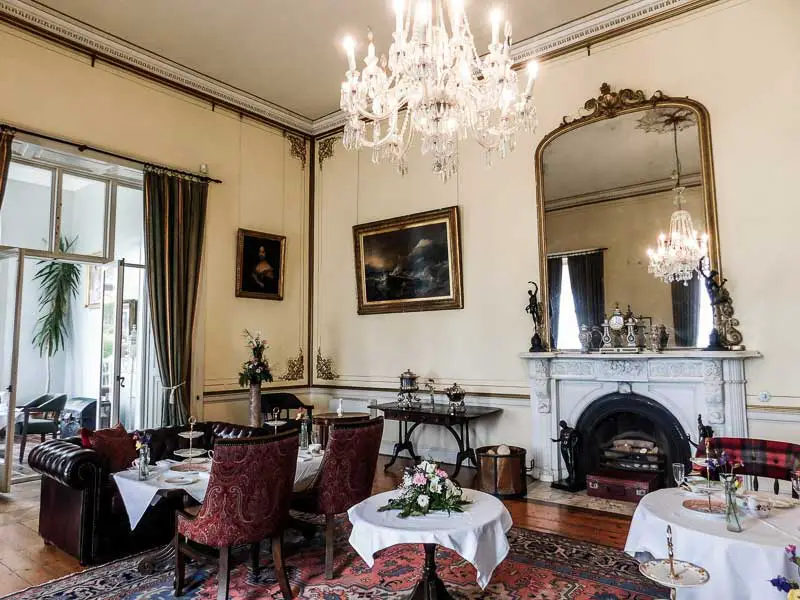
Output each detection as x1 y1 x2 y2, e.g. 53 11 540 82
586 470 660 503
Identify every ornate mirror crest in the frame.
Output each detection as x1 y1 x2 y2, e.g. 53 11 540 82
534 84 723 351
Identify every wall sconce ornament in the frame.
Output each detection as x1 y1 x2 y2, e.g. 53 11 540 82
279 347 305 381
315 347 339 380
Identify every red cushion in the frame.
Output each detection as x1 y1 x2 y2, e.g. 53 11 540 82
80 424 137 472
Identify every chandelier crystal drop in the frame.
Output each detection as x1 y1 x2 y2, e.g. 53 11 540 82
339 0 539 181
647 187 709 284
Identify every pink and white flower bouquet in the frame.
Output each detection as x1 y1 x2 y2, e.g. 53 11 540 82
378 460 470 518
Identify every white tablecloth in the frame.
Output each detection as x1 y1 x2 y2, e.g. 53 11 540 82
113 452 324 530
348 489 512 589
625 488 800 598
0 406 22 433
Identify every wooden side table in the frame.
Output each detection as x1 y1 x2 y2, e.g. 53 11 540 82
313 412 370 448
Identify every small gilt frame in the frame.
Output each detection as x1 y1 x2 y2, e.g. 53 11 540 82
534 83 721 349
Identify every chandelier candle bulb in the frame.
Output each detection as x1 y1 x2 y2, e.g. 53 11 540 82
343 36 356 72
525 61 539 96
449 0 462 34
394 0 404 38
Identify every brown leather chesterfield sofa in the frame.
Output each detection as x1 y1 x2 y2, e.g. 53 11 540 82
28 421 276 565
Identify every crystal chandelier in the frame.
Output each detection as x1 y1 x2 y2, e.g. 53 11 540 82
339 0 539 181
645 110 708 284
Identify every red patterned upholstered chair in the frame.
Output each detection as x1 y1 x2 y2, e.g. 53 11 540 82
174 431 299 600
696 437 800 496
291 416 384 579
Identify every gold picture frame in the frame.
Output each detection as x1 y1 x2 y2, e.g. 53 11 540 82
235 228 286 301
353 206 463 315
85 264 103 308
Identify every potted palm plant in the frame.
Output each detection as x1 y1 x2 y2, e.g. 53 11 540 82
32 236 81 393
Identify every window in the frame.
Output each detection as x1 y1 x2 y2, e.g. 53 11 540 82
114 185 145 265
0 163 52 251
696 284 714 347
60 174 108 256
557 256 581 349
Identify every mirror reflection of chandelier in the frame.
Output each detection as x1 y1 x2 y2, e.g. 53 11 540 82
339 0 539 181
643 109 709 284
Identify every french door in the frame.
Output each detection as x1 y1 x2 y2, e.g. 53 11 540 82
0 248 24 493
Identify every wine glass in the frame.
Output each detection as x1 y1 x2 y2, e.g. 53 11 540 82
271 408 281 434
672 462 686 488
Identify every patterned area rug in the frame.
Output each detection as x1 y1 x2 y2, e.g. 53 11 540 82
3 525 667 599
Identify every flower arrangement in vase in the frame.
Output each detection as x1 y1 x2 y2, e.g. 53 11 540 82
238 329 273 426
703 443 744 532
770 545 800 599
378 460 470 518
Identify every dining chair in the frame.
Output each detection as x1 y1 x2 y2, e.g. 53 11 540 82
18 393 67 463
291 416 384 579
174 431 299 600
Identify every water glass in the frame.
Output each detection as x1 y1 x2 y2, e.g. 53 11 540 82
311 429 320 447
672 462 686 487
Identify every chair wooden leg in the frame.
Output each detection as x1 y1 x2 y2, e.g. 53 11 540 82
272 533 293 600
40 433 45 442
324 514 336 580
18 434 26 464
217 545 231 600
174 532 185 596
250 541 260 577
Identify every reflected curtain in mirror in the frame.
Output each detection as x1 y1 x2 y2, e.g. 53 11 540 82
0 127 15 210
547 257 563 348
671 277 700 347
568 252 605 331
144 168 208 427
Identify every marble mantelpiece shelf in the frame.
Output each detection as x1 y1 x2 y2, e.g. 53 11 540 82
519 351 762 360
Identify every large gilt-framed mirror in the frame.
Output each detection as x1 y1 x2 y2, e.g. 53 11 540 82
536 84 721 351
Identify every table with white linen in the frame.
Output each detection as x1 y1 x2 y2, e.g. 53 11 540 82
113 451 324 530
626 488 800 598
348 488 512 592
0 406 22 434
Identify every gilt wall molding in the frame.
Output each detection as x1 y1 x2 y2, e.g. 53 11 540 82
284 133 307 170
0 0 727 138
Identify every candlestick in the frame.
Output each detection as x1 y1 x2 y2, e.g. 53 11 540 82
490 9 502 46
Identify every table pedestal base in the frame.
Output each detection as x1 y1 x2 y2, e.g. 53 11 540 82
137 543 175 575
406 544 453 600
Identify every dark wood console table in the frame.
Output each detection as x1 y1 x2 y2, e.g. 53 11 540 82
368 402 502 479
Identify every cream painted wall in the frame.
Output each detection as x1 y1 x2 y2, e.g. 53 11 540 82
0 24 309 421
314 0 800 456
546 186 705 339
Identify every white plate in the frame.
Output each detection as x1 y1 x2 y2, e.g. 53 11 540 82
265 420 288 428
160 473 199 485
744 492 797 509
178 431 204 439
682 498 727 518
639 559 710 588
173 448 207 458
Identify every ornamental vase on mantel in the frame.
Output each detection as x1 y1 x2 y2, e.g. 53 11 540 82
249 382 261 427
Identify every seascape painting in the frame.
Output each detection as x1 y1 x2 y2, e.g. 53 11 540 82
353 207 463 315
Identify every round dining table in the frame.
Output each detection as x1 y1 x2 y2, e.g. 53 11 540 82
625 488 800 598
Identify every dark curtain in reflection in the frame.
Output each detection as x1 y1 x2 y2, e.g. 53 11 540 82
671 276 700 347
547 257 563 348
568 252 605 329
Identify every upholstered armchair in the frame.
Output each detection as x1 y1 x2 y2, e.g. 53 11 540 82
175 431 300 600
18 393 67 463
697 437 800 496
291 416 384 579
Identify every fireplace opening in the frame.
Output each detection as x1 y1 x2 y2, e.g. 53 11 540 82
575 393 692 495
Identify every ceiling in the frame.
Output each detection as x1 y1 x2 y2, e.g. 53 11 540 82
34 0 622 120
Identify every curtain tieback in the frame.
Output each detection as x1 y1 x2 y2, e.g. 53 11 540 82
164 381 185 405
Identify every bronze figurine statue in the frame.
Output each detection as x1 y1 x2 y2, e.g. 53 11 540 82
700 262 743 350
551 420 581 491
525 281 547 352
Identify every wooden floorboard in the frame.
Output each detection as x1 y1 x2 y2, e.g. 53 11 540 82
0 454 633 595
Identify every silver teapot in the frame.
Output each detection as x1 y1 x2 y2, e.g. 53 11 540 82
398 369 420 408
443 382 466 413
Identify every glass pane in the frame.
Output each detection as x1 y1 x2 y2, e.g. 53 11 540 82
0 250 21 491
118 267 145 430
0 162 52 251
99 264 119 427
114 186 145 264
60 174 107 257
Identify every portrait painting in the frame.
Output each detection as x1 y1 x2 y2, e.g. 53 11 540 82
235 229 286 300
85 264 103 308
353 206 463 315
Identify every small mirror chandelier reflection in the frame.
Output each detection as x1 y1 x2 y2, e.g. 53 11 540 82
339 0 539 181
642 108 708 284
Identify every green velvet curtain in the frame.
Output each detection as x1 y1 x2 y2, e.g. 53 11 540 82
143 168 208 426
0 127 16 210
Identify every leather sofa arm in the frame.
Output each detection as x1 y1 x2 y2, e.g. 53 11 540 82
28 439 103 490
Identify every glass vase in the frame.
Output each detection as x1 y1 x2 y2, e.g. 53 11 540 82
137 445 150 481
721 473 742 532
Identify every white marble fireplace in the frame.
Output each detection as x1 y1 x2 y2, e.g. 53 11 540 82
520 351 761 483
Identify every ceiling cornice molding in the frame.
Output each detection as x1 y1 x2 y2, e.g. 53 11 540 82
1 0 724 138
0 0 314 134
